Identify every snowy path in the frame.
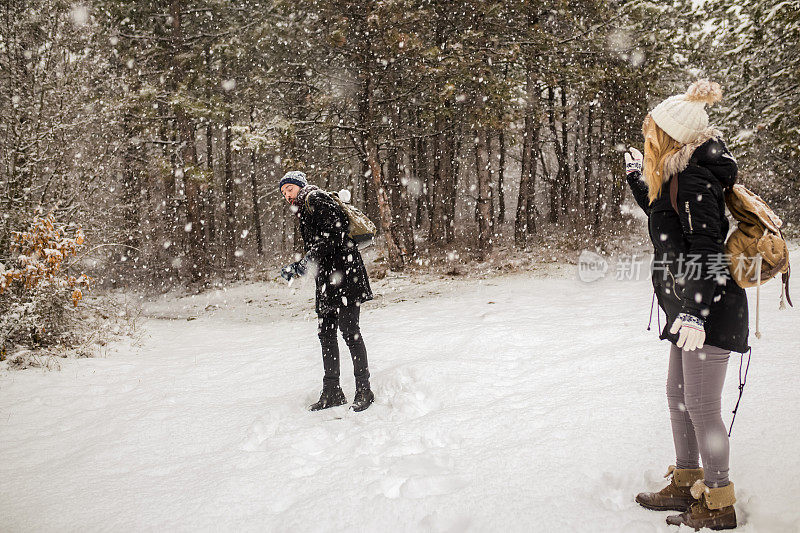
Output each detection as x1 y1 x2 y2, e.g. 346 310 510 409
2 259 799 532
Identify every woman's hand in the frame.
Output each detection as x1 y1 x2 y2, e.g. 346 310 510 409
624 147 643 175
670 313 706 351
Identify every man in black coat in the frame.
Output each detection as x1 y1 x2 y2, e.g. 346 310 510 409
279 171 375 412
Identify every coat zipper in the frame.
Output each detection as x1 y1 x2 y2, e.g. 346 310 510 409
684 201 693 232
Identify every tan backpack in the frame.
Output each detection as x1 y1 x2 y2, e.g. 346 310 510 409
306 190 377 244
670 180 792 337
724 185 791 294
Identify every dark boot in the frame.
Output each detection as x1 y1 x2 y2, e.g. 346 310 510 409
350 388 374 412
636 466 704 511
666 481 737 530
308 385 347 411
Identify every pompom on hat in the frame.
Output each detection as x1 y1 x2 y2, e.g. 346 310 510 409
650 80 723 145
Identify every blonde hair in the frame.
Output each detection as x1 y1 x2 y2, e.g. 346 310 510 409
642 115 683 204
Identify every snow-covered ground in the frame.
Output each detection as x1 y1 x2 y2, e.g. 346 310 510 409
1 248 798 532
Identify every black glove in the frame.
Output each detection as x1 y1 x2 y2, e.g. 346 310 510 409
280 260 306 281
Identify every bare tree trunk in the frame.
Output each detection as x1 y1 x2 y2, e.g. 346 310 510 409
366 137 403 270
527 140 538 237
487 133 495 227
279 137 303 256
386 105 413 254
475 128 492 259
515 76 536 246
398 172 416 256
121 113 141 262
282 202 289 253
361 156 380 226
428 117 446 243
583 105 593 218
547 86 560 224
573 109 581 217
398 111 419 254
426 134 437 238
202 45 217 262
324 126 334 190
408 109 421 230
385 128 414 256
446 126 460 244
170 0 206 282
162 114 179 258
250 110 263 255
205 123 217 249
608 111 626 220
498 129 506 224
416 133 429 229
223 112 236 268
559 85 571 218
177 114 206 280
593 112 606 231
359 68 403 270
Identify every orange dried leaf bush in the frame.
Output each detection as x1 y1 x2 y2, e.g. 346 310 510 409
0 213 91 304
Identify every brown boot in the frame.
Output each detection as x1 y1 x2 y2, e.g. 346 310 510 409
636 466 704 511
666 481 737 530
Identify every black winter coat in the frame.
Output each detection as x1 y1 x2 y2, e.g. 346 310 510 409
296 186 373 315
627 135 749 353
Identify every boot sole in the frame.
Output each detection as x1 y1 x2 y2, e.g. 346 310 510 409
309 399 347 411
350 399 374 412
635 497 691 512
665 516 737 531
350 402 373 412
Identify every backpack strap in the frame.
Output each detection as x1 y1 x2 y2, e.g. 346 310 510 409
304 188 326 213
779 229 793 308
760 256 789 282
783 268 793 308
305 189 350 231
669 175 679 213
304 190 314 212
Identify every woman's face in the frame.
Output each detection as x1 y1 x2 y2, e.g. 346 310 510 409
281 183 301 203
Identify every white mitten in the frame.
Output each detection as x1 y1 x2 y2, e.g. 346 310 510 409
670 313 706 351
624 147 643 175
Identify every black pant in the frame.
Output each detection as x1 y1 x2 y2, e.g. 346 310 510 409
318 305 370 390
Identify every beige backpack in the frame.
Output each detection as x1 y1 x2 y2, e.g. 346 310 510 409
670 180 792 337
306 190 376 244
724 185 790 291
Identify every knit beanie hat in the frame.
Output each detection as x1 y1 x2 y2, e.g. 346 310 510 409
649 80 723 145
279 170 308 190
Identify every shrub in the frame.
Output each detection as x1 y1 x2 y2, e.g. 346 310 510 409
0 213 91 358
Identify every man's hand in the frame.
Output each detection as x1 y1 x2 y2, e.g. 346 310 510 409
280 261 306 282
670 313 706 352
624 147 643 175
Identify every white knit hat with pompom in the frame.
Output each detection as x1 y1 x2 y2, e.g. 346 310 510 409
649 80 723 144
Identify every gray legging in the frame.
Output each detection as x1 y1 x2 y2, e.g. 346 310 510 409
667 343 731 488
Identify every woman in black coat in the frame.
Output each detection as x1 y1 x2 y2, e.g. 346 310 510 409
279 171 374 412
624 81 747 531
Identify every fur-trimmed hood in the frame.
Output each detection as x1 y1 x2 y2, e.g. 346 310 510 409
662 127 724 182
